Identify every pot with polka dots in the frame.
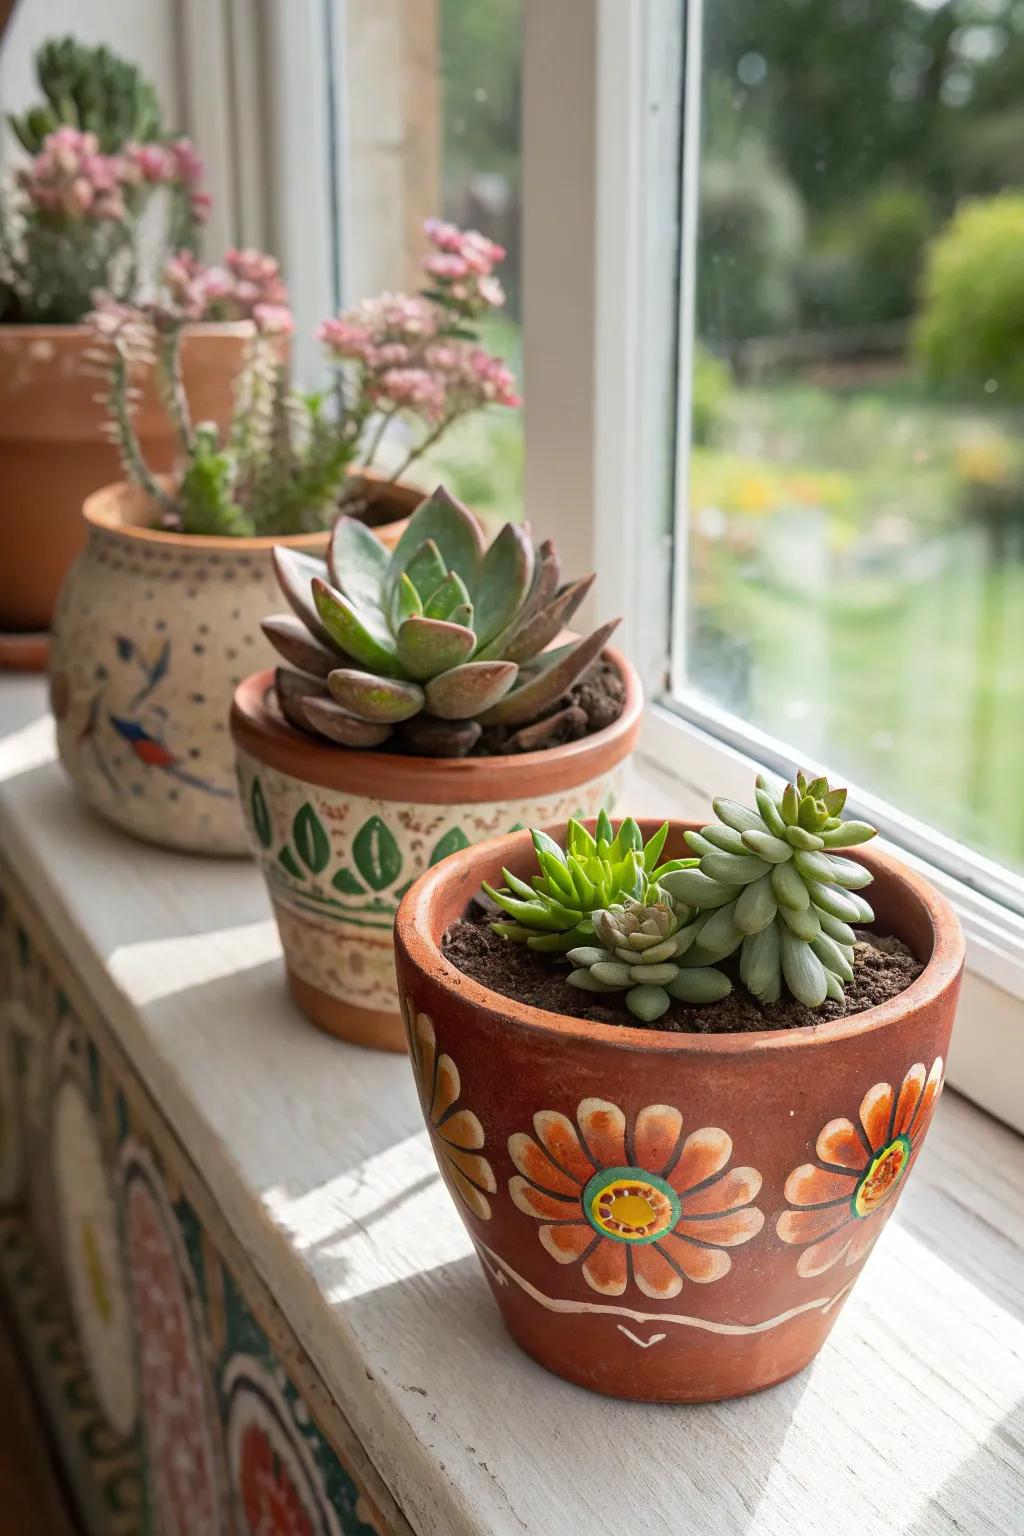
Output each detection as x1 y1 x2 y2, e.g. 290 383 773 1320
49 479 415 856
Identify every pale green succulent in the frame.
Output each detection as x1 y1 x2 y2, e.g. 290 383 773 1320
659 772 878 1009
266 486 618 757
566 897 732 1022
483 813 692 954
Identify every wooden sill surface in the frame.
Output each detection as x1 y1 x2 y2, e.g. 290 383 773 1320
0 674 1022 1535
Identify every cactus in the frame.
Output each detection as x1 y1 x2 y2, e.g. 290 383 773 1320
8 37 162 155
659 772 877 1009
566 898 732 1022
267 488 620 756
482 814 692 954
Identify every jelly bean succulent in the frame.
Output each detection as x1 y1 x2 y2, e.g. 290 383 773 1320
484 813 729 1021
483 783 879 1021
0 39 207 324
660 773 877 1009
266 487 619 757
85 220 519 538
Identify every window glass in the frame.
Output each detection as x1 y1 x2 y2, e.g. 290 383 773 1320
412 0 523 521
682 0 1024 872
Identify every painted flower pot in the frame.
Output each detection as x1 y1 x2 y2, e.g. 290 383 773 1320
393 819 965 1402
230 653 642 1051
0 323 253 638
49 480 413 856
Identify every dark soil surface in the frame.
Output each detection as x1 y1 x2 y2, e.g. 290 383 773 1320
442 907 923 1034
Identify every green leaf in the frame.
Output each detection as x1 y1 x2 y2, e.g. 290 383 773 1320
472 523 534 647
353 815 403 891
293 804 330 874
328 669 425 723
403 539 449 602
332 867 367 895
312 578 403 677
390 573 423 632
278 846 302 879
396 616 476 681
423 570 472 621
531 828 567 865
429 826 470 865
425 660 518 719
386 487 485 608
250 778 272 850
642 822 669 872
328 515 390 609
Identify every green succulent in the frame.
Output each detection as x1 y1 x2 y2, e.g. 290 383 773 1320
566 897 732 1022
482 813 692 954
660 772 878 1009
9 37 163 155
266 486 619 757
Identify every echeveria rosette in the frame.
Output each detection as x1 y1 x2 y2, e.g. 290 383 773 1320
659 772 878 1009
566 897 732 1022
482 813 694 956
265 487 619 757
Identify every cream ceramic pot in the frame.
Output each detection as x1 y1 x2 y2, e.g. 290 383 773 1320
50 480 414 856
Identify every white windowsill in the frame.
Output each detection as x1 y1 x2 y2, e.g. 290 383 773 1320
0 672 1022 1535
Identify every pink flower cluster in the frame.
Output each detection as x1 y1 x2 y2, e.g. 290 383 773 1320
122 136 211 223
162 249 292 332
423 217 506 314
17 127 211 227
18 126 125 221
316 219 518 425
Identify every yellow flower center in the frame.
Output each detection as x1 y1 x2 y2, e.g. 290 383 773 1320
852 1134 911 1219
583 1167 681 1245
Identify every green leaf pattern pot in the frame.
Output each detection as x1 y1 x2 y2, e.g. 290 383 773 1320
231 653 643 1050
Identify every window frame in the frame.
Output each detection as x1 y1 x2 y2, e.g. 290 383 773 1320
521 0 1024 1127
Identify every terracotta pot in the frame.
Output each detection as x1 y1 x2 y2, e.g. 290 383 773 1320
393 819 965 1402
49 479 411 856
231 654 643 1050
0 323 254 635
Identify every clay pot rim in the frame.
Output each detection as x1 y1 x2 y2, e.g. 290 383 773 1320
83 479 329 554
230 649 643 804
394 817 966 1055
0 320 257 342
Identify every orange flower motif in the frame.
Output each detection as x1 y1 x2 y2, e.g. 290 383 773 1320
409 1010 496 1221
777 1057 943 1278
508 1099 764 1298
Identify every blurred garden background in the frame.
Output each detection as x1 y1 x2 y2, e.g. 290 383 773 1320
412 0 1024 874
689 0 1024 874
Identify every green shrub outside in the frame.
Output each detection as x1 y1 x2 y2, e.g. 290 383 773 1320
917 195 1024 401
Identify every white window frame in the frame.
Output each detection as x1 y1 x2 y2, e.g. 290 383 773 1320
229 0 1023 1129
522 0 1024 1130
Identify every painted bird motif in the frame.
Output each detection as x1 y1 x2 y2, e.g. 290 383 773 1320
108 716 233 798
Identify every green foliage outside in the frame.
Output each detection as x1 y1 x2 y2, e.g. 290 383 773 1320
916 195 1024 402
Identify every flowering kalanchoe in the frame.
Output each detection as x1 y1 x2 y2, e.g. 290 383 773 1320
317 218 520 490
660 773 878 1009
266 488 616 756
87 218 520 540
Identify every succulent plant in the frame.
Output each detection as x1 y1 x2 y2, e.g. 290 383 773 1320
266 487 620 757
483 813 692 954
659 772 878 1009
566 897 732 1021
8 37 163 155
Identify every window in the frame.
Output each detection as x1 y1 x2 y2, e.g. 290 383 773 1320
672 0 1024 895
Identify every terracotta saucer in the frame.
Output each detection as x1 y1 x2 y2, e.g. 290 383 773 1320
0 631 50 672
